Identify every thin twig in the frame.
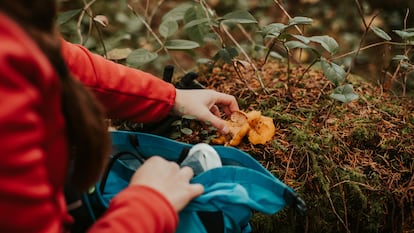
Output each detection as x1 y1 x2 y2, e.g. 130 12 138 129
148 0 165 26
390 8 411 95
284 149 295 182
128 4 184 72
233 61 259 95
354 0 367 29
199 0 225 47
222 25 267 92
273 0 303 35
77 0 98 44
345 4 381 78
326 189 351 233
331 41 406 61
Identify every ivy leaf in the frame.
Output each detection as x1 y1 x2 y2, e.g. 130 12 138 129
285 41 320 56
184 5 211 45
330 84 359 103
183 18 211 30
212 47 239 64
126 48 158 67
57 9 82 25
162 2 194 22
106 48 132 60
182 115 197 120
159 20 179 38
221 10 257 25
288 16 313 26
309 35 339 55
370 25 392 41
393 30 414 40
320 58 346 86
261 23 288 38
164 39 200 50
171 120 182 126
285 41 311 50
291 34 311 44
180 128 193 135
170 132 182 139
392 55 409 61
270 51 284 60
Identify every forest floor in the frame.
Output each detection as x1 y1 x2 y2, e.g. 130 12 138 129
114 59 413 232
173 60 413 233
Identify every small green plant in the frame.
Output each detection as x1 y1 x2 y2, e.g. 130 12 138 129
169 114 217 143
170 114 197 139
259 15 360 103
58 1 360 102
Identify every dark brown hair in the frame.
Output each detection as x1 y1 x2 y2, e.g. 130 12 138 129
0 0 110 191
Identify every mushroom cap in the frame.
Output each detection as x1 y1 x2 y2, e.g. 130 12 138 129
248 115 276 145
212 110 276 146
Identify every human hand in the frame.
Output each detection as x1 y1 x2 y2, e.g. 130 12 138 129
173 89 239 134
129 156 204 212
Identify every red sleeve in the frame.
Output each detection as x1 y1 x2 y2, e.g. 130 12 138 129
0 30 63 232
89 185 178 233
61 40 176 123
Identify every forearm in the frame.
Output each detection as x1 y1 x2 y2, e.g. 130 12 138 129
61 40 176 123
88 186 178 233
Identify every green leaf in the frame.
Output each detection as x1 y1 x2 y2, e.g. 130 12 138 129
309 36 339 55
184 5 211 45
221 10 257 25
261 23 288 38
182 114 197 120
320 58 346 86
162 3 194 22
288 16 313 26
57 9 82 25
393 30 414 40
291 34 311 44
126 48 158 67
285 41 311 50
270 51 284 60
170 132 182 139
106 48 132 60
392 55 409 61
159 20 178 38
180 128 193 135
164 39 200 50
285 41 320 56
370 25 392 41
171 120 182 126
330 84 359 103
212 47 239 64
183 18 211 30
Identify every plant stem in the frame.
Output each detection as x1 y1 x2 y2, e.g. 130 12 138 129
77 0 97 44
331 41 406 61
128 4 184 72
222 24 267 92
273 0 303 35
345 1 381 79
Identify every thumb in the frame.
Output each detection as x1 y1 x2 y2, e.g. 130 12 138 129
207 114 229 134
188 183 204 198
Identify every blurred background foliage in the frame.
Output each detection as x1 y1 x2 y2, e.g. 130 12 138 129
58 0 414 96
58 1 414 232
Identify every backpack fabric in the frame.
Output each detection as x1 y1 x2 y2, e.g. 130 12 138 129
76 130 306 233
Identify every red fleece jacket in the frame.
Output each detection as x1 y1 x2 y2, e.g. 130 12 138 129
0 12 178 233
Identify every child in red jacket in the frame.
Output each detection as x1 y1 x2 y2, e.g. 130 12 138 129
0 1 239 232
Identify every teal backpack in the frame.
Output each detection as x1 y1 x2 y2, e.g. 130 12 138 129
71 130 306 233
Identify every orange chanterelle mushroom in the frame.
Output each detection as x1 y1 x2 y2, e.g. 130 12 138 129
212 110 276 146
